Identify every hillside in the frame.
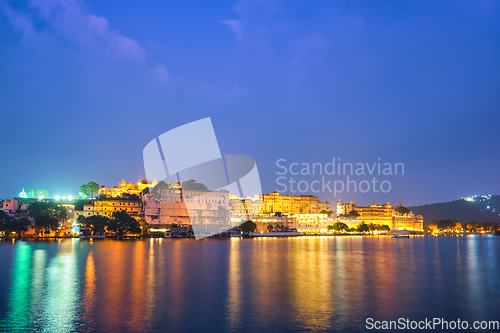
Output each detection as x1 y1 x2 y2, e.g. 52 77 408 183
408 195 500 226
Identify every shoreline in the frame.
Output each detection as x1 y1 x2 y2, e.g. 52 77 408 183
0 232 496 241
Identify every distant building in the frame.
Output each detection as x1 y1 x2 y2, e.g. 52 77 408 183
292 213 334 232
393 212 423 231
73 208 107 221
229 194 263 217
246 215 296 232
99 179 158 198
230 191 331 217
337 200 394 225
3 199 18 214
245 213 334 233
142 180 230 226
81 199 143 219
336 200 423 231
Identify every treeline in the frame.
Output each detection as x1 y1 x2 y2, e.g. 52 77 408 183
0 201 67 236
426 219 500 232
328 222 390 233
0 211 31 237
77 211 143 238
2 200 145 238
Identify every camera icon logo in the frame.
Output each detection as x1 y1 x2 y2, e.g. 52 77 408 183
143 118 262 239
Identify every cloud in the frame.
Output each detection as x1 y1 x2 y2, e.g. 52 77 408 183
0 3 37 38
220 0 328 71
151 63 169 80
1 0 146 61
219 18 243 41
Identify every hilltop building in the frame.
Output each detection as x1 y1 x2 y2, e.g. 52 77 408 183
99 179 158 198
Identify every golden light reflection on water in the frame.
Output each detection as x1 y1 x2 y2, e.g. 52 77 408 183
82 249 96 330
226 238 241 330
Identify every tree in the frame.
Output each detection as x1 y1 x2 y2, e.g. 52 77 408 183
87 182 99 199
182 179 209 191
26 189 49 199
82 215 110 235
121 193 140 200
27 201 67 233
0 210 12 224
427 220 439 230
395 206 410 215
267 224 274 232
319 210 333 216
437 219 462 231
10 218 31 237
78 182 100 199
78 185 89 199
74 199 84 211
240 220 257 233
356 223 369 232
36 189 49 199
0 212 31 237
377 225 390 232
0 211 13 235
136 218 149 235
332 222 349 231
347 210 360 218
109 210 141 238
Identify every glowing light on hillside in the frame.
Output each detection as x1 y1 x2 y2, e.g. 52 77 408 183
55 196 60 200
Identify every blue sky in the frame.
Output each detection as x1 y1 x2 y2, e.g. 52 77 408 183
0 0 499 206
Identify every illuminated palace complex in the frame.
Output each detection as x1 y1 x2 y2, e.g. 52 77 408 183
6 179 424 234
337 200 423 231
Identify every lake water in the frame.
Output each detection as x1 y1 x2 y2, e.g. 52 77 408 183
0 236 499 332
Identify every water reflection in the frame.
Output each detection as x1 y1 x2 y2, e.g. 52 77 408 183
0 236 499 332
81 250 96 330
2 242 32 331
226 239 241 330
42 239 79 332
31 249 46 328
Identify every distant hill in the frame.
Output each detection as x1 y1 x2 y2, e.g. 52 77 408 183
408 195 500 226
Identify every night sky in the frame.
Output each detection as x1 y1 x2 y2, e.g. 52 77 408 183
1 0 499 206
